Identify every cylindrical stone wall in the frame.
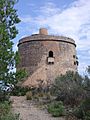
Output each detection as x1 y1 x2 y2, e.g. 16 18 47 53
18 29 77 86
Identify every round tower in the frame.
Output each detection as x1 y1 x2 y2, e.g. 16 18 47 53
18 28 78 87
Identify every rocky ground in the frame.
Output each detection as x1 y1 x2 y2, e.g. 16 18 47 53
11 96 65 120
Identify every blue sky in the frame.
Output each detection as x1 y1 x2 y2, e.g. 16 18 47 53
14 0 90 75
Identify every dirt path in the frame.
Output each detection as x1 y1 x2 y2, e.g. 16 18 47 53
11 96 65 120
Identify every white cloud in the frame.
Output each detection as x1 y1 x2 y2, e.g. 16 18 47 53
38 2 61 16
78 62 87 75
33 0 90 48
13 44 18 52
88 50 90 55
20 16 32 23
19 0 90 74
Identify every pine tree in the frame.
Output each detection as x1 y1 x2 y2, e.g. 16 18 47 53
0 0 23 86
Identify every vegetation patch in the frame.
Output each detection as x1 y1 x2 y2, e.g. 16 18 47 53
47 101 65 117
74 98 90 120
0 101 19 120
26 91 33 100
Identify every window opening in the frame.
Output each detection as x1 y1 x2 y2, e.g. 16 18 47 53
49 51 53 57
48 51 54 65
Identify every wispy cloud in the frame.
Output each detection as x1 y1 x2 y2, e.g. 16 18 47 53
38 2 61 16
19 0 90 74
20 16 32 23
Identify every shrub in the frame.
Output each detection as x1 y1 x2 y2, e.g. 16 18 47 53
0 101 10 117
74 98 90 119
1 113 20 120
47 101 65 117
0 88 10 102
51 71 85 106
26 91 33 100
0 101 19 120
33 94 39 101
11 86 31 96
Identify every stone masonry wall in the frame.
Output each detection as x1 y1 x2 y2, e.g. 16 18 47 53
18 33 77 87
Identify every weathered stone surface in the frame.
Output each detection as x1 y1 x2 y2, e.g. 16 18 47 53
17 28 78 87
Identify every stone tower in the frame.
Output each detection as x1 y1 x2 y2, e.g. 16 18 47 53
18 28 78 87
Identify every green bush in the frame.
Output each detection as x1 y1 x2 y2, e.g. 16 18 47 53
0 101 19 120
0 89 10 102
11 86 31 96
47 101 65 117
74 98 90 119
0 101 10 117
51 71 85 106
1 113 20 120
